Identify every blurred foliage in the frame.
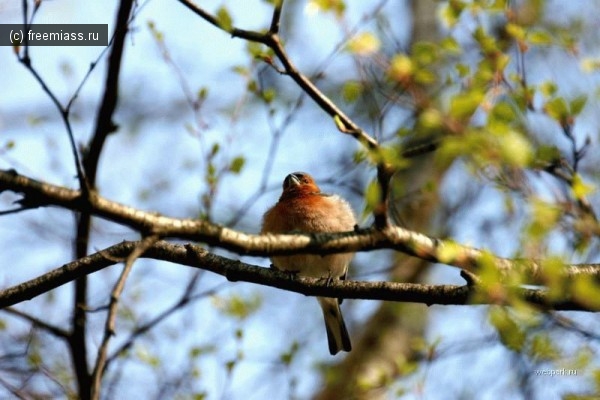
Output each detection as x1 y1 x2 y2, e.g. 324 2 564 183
2 0 600 399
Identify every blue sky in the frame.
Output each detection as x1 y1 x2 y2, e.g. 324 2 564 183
1 1 599 398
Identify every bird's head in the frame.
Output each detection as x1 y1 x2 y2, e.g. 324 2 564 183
280 172 320 199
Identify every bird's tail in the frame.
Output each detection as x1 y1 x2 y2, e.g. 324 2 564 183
318 297 352 355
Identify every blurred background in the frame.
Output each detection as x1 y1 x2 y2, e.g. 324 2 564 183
1 0 600 399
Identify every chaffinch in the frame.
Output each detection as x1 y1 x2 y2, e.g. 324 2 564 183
261 172 355 355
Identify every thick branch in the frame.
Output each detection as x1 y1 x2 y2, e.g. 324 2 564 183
0 241 595 312
2 169 600 283
85 0 133 182
71 3 134 398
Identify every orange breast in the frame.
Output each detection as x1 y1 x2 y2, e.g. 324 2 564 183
262 192 354 234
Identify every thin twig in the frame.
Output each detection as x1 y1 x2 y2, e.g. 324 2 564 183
17 42 86 190
226 90 306 226
3 307 69 338
105 276 224 366
90 235 159 400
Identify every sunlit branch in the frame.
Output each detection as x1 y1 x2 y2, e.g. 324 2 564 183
1 169 600 284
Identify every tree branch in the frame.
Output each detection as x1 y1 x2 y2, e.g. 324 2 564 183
1 168 599 284
90 235 158 400
105 273 215 366
0 241 595 312
3 307 70 339
72 1 134 396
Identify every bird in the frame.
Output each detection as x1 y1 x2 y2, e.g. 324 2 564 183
261 172 355 355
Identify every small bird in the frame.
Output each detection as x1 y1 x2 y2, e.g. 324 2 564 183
261 172 355 355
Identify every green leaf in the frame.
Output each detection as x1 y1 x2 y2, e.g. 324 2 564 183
216 6 234 32
544 97 569 123
440 37 461 54
570 95 587 116
489 307 526 351
352 149 367 164
506 23 526 41
147 20 163 42
498 130 533 167
247 42 264 58
489 101 517 123
362 179 381 217
526 198 560 239
412 42 438 65
528 30 552 46
455 63 470 77
247 80 258 93
534 145 561 164
472 26 497 54
449 90 484 120
539 256 571 301
136 346 161 368
572 275 600 309
529 334 560 361
197 87 208 101
346 32 380 56
539 81 557 97
225 359 236 373
229 156 245 174
333 114 345 131
280 342 299 365
342 81 363 103
307 0 346 17
417 108 443 131
439 0 466 28
388 54 413 82
212 294 262 320
581 58 600 72
232 65 249 76
210 142 220 157
367 146 408 169
189 345 216 358
261 88 276 103
571 173 595 200
437 240 461 264
415 69 437 85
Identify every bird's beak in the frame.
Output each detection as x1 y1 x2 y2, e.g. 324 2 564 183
287 173 301 187
283 173 301 190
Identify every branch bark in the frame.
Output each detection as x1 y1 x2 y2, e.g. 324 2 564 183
1 168 599 285
74 1 134 397
0 240 596 312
